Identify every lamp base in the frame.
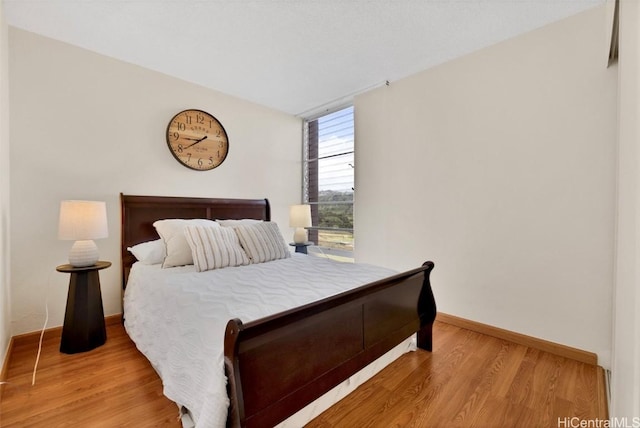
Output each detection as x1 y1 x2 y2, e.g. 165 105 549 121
293 228 308 245
69 240 99 267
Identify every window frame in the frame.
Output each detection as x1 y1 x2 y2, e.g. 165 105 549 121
303 105 355 257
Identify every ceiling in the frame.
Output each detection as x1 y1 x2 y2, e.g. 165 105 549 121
4 0 604 116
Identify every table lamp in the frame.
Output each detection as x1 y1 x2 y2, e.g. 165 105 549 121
289 204 311 244
58 200 108 267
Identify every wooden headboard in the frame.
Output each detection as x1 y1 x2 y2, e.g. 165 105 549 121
120 194 271 287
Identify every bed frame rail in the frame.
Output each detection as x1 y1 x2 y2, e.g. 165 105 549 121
224 261 436 428
120 194 436 427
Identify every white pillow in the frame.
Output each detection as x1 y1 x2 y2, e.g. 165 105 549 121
127 239 166 265
216 219 263 227
234 221 291 264
153 219 221 268
184 225 250 272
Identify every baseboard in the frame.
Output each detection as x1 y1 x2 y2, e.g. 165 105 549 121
597 366 609 419
436 312 598 365
0 336 14 399
10 314 122 349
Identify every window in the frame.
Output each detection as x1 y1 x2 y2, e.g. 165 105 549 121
304 106 354 260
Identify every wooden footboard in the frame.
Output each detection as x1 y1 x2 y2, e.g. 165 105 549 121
224 261 436 428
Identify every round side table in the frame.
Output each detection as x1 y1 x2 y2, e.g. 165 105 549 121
56 261 111 354
289 242 312 254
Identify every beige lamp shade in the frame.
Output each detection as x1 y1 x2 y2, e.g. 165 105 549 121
289 204 311 244
59 200 108 267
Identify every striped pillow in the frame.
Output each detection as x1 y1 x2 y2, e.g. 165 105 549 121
153 219 221 268
234 222 291 263
184 225 250 272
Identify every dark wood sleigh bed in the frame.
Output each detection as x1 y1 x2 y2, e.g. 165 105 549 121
120 194 436 428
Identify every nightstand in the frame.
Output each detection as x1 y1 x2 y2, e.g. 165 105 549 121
289 242 312 254
56 261 111 354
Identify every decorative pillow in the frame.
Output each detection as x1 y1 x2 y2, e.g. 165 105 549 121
127 239 166 265
216 219 263 227
184 225 250 272
153 219 221 268
234 221 291 263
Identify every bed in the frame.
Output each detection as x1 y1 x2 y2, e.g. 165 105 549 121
120 194 436 428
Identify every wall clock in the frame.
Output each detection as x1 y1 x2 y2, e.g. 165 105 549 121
166 109 229 171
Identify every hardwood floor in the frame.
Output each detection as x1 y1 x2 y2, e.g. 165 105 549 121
0 322 179 427
0 320 606 427
307 321 607 427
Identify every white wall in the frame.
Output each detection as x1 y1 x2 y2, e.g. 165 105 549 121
9 28 302 335
355 5 617 366
0 1 12 365
611 0 640 419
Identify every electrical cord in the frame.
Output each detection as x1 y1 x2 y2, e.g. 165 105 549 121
31 271 52 386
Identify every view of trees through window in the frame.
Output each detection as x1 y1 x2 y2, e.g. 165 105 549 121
305 106 354 260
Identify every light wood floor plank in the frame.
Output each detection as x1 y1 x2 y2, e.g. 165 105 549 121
308 321 605 428
1 320 606 427
0 323 179 427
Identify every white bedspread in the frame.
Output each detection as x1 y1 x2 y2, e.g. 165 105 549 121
123 254 396 428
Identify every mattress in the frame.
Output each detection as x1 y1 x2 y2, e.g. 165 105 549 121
123 253 401 428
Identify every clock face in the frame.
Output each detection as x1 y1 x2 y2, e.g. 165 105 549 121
166 109 229 171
